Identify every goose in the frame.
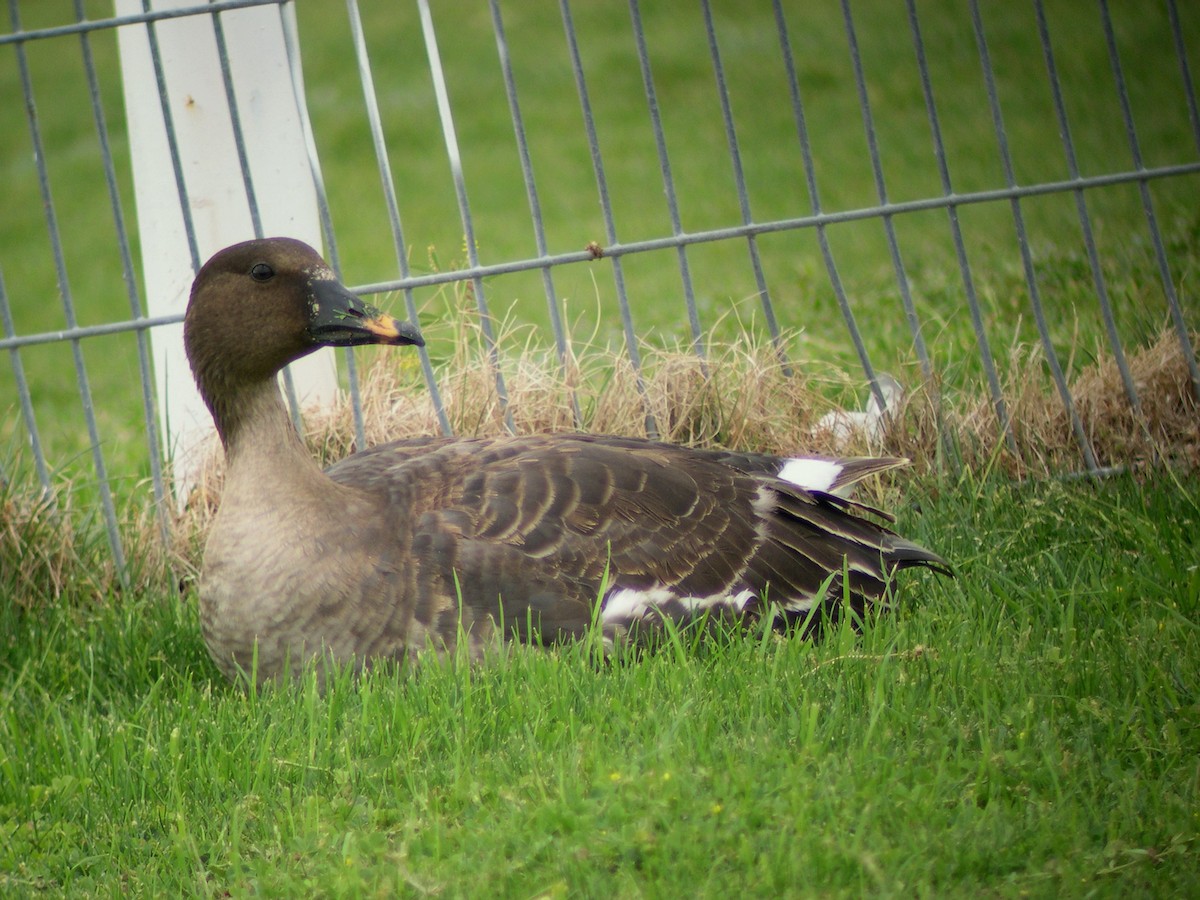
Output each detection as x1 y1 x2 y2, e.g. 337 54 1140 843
184 237 949 682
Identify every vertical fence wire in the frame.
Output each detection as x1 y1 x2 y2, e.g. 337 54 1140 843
211 12 262 238
771 0 865 389
140 0 201 273
209 4 309 432
627 0 706 363
345 0 450 436
9 0 128 582
700 0 791 376
839 0 932 389
488 0 583 426
559 0 658 438
1098 0 1200 404
904 0 1018 457
75 0 170 542
1167 0 1200 154
1034 0 1140 414
274 2 374 447
969 0 1100 473
416 0 515 434
0 268 53 502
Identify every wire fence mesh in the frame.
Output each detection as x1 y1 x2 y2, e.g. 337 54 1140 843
2 0 1198 576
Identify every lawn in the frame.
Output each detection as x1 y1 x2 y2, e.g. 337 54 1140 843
2 471 1198 895
1 1 1199 895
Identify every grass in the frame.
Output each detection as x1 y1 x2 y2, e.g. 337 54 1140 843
2 470 1198 895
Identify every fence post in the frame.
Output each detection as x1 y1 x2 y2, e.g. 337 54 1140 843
114 0 337 502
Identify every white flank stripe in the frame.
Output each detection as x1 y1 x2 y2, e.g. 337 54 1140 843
601 587 676 623
679 588 757 614
601 586 757 623
777 457 843 492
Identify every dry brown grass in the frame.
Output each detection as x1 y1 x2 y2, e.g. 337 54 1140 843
0 477 194 606
4 312 1195 604
0 489 109 607
888 327 1200 481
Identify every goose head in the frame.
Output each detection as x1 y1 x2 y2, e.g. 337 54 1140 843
183 237 423 442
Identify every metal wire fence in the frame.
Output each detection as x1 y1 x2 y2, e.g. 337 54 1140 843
2 0 1198 576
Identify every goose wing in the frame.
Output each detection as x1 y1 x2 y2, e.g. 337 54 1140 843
327 434 944 645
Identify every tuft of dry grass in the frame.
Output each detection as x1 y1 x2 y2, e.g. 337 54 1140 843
1 488 109 606
889 327 1200 481
294 295 850 461
1067 329 1200 470
1 474 197 607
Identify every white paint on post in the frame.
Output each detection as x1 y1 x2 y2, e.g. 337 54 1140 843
115 0 338 502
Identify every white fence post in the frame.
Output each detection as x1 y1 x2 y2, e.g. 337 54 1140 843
114 0 338 501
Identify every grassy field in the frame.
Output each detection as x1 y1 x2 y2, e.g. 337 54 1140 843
2 471 1199 895
2 2 1200 895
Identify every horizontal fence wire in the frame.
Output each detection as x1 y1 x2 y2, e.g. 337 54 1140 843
1 0 1198 578
6 162 1195 353
0 0 280 45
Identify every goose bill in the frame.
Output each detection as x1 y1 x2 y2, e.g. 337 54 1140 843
307 279 424 348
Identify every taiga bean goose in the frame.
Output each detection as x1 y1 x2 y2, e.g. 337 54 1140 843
185 237 949 682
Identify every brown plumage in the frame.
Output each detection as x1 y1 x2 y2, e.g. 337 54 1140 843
184 237 949 683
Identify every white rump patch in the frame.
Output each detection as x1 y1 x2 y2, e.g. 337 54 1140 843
777 457 843 493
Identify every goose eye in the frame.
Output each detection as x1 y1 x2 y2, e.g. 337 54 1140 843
250 263 275 282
